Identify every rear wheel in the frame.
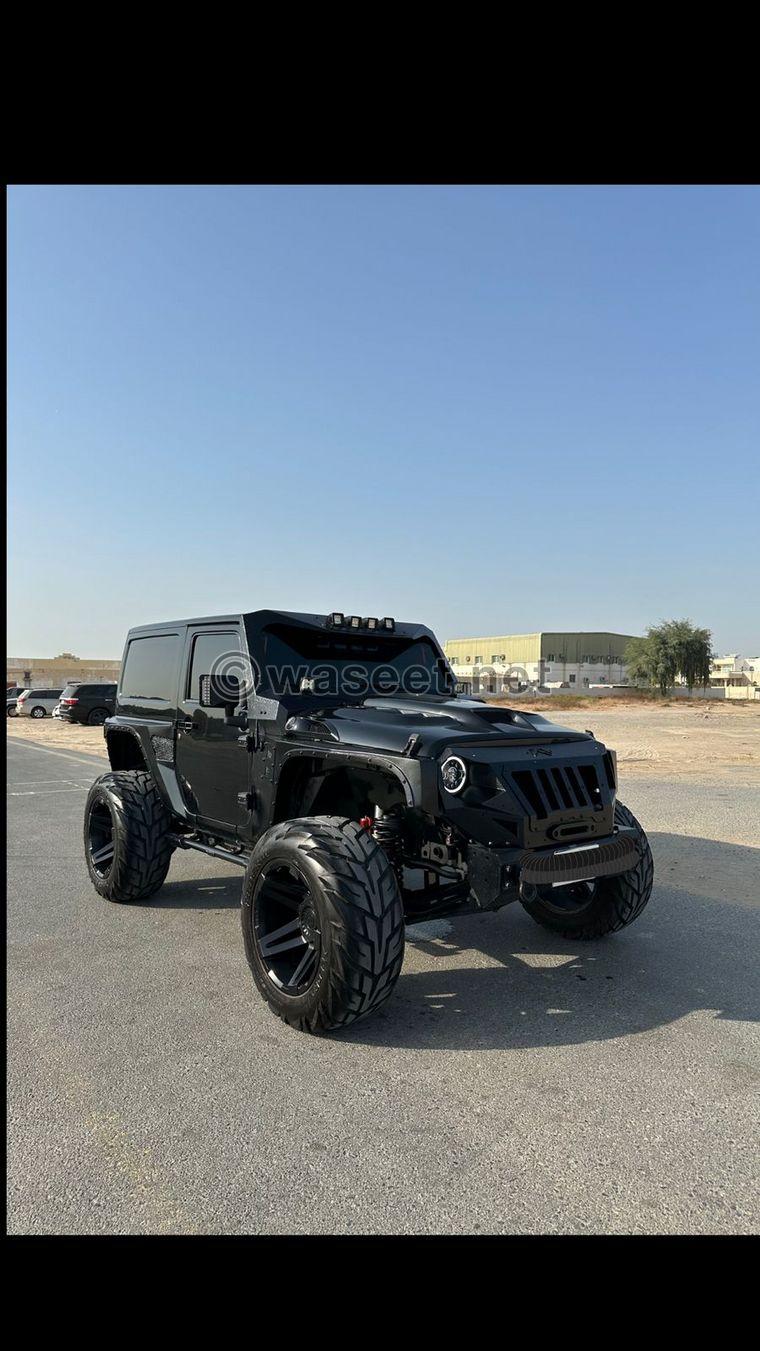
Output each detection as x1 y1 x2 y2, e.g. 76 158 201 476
31 705 46 718
520 801 654 939
242 816 405 1033
84 770 173 902
87 707 109 726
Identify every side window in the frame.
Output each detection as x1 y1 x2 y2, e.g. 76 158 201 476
121 634 181 703
186 631 240 703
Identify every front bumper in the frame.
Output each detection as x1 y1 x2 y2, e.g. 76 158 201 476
468 826 642 911
517 829 641 887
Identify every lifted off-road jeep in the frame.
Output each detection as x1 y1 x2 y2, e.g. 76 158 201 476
84 610 654 1033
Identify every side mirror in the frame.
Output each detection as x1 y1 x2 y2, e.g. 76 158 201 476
199 673 248 729
199 673 241 710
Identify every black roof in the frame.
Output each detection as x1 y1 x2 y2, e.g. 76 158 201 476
126 610 438 643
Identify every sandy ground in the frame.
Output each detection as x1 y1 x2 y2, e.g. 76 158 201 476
518 700 760 786
8 700 760 786
7 716 109 757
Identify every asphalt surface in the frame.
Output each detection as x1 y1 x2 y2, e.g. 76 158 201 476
7 735 760 1234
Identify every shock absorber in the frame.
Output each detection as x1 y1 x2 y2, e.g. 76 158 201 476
368 806 404 886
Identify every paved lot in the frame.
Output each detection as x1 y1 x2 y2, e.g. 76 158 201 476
7 735 760 1234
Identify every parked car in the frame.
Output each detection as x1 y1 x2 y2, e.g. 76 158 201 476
7 685 24 716
58 682 117 726
16 688 64 718
83 607 653 1035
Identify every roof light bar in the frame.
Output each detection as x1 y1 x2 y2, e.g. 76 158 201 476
327 613 396 632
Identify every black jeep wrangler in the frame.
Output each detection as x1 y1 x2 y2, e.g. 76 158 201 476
84 610 653 1033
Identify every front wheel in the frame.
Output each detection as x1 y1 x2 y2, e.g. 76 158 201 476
242 816 405 1034
520 801 654 939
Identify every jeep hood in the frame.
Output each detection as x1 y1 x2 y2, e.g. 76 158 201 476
312 695 592 757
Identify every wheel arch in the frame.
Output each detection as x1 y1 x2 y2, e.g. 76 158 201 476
106 726 148 772
272 753 411 825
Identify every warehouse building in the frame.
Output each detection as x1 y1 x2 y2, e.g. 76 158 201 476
444 631 637 694
7 654 121 690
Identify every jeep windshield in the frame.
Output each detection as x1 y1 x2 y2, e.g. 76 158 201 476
247 619 453 698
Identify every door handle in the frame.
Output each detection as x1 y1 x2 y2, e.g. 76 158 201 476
180 717 195 732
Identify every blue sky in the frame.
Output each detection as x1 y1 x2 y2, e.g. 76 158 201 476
8 184 760 657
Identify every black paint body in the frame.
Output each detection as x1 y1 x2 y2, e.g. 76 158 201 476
104 610 633 917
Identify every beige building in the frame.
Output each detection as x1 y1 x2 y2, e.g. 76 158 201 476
709 654 760 700
444 631 637 694
7 654 121 690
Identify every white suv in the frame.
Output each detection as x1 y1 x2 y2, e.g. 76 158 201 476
16 688 64 718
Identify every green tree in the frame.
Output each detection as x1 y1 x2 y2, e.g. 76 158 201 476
624 621 713 696
662 620 713 692
623 637 653 685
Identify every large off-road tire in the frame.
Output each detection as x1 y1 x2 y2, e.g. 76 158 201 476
242 816 405 1034
520 801 654 939
84 770 173 903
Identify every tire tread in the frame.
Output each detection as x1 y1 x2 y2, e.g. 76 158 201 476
243 815 405 1033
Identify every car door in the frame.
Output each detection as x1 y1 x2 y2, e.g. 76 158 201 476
175 625 250 832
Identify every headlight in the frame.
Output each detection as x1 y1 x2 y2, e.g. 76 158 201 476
441 755 467 794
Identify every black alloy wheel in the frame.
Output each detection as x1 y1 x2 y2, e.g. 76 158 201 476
252 861 322 994
533 879 598 916
87 798 115 878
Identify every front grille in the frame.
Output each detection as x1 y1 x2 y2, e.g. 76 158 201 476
510 761 603 819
